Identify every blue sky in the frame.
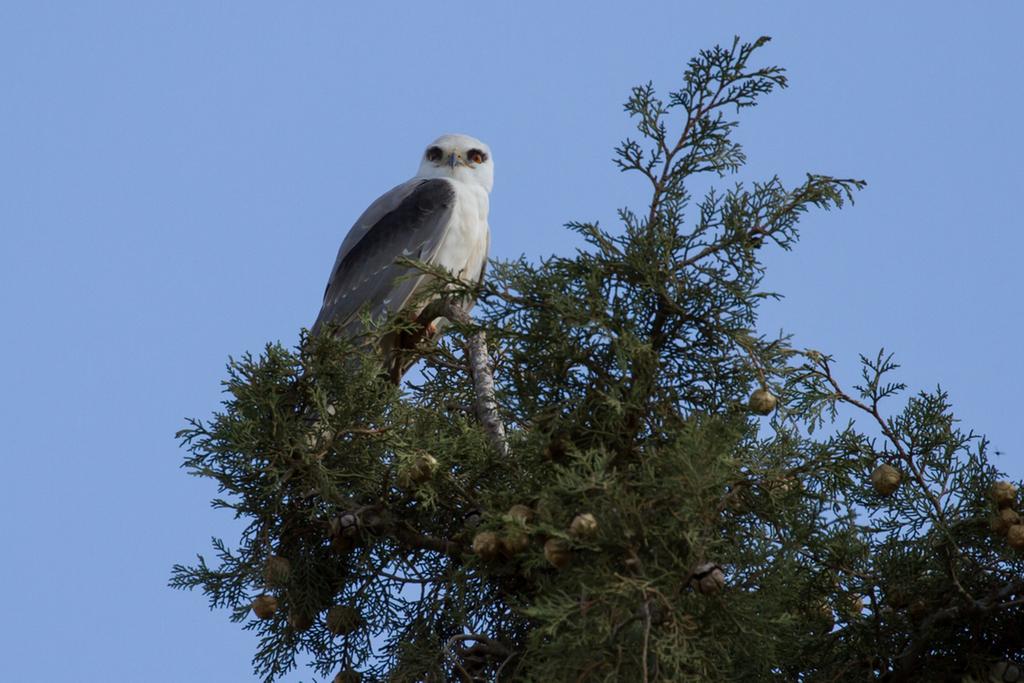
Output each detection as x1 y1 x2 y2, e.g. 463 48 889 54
2 2 1021 681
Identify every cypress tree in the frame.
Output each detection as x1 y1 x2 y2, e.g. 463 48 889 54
171 37 1023 682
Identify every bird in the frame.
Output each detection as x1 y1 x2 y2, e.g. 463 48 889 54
312 133 494 382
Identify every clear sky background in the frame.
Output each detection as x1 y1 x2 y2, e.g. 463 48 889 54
2 2 1022 681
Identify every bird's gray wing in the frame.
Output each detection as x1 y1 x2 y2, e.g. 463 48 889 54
312 178 456 336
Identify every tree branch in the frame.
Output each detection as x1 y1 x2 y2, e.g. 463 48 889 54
420 299 509 457
885 579 1024 681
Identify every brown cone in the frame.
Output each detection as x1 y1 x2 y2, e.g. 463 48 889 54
544 538 571 569
1007 524 1024 550
472 531 502 561
251 594 278 620
689 562 725 595
507 504 534 525
990 481 1018 508
501 532 530 556
333 669 362 683
263 555 292 587
326 605 364 636
991 507 1021 535
748 388 778 415
288 611 314 632
870 464 901 496
569 513 598 538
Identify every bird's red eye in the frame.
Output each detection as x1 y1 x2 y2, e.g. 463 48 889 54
467 149 487 164
425 146 443 162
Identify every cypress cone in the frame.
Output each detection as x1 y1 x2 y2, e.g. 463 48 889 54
991 507 1021 535
326 605 364 636
544 538 571 569
408 453 438 483
569 513 598 538
1007 524 1024 550
263 555 292 587
990 481 1018 508
472 531 502 561
288 611 314 632
870 464 901 496
501 531 530 555
748 388 778 415
690 563 725 595
251 594 278 620
507 504 534 525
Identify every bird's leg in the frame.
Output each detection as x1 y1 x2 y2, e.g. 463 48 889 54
397 313 440 352
387 313 441 384
410 307 442 344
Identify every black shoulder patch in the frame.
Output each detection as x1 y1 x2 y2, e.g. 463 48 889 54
409 178 456 214
332 179 456 281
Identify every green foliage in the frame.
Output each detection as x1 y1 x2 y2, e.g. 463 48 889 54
172 37 1024 682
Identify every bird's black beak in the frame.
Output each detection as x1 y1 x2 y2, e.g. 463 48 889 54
447 152 457 169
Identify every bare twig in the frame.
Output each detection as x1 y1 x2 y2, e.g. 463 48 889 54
420 299 509 457
640 599 652 683
391 522 463 557
445 633 513 681
333 506 464 558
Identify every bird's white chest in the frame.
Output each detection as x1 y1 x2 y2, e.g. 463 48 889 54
435 180 490 281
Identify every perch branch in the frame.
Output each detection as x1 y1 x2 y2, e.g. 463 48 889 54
420 299 509 457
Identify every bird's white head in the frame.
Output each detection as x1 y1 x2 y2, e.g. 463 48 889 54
415 133 494 193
